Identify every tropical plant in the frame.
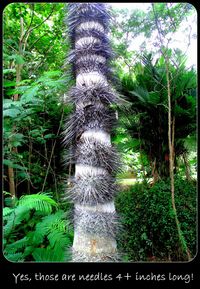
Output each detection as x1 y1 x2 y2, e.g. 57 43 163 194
3 69 72 199
2 2 197 264
119 53 196 181
3 192 73 262
116 177 197 261
3 3 70 198
62 3 121 262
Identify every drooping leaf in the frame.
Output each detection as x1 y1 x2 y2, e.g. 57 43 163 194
3 159 26 170
3 80 16 87
20 86 39 102
3 207 14 217
3 108 21 118
32 247 64 262
15 54 25 64
18 193 58 214
3 99 14 109
3 68 16 75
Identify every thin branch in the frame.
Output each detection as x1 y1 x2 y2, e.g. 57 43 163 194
29 43 54 76
29 32 48 50
28 6 55 34
4 42 18 53
41 109 64 192
21 4 35 45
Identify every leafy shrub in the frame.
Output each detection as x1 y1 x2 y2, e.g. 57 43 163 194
115 177 197 261
3 69 73 198
3 193 73 262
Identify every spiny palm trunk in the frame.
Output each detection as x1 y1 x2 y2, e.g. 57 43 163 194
64 3 120 262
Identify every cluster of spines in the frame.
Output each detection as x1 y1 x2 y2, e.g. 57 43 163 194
71 249 121 262
66 80 119 106
67 3 111 42
62 103 117 146
72 137 121 174
63 173 118 206
74 207 119 238
64 3 121 260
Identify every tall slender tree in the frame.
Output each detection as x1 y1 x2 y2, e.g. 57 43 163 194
63 3 120 261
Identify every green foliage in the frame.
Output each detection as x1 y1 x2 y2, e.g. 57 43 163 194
3 2 197 263
18 193 58 214
111 3 196 75
3 193 73 262
116 177 197 261
3 2 72 197
118 53 197 178
3 3 68 77
3 68 72 195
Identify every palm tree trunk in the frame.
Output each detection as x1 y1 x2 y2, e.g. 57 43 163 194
64 3 120 262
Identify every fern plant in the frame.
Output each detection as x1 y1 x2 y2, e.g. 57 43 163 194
3 193 73 262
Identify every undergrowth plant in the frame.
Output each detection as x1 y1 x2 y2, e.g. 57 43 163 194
116 177 197 261
3 192 73 262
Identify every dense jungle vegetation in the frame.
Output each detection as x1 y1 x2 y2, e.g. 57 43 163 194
3 3 197 262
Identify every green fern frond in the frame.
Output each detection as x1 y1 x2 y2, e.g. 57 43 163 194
4 252 24 262
48 231 71 249
26 231 44 247
3 207 13 217
30 210 73 261
4 206 30 237
130 87 149 104
18 193 58 214
32 247 64 262
32 211 63 241
29 210 72 250
4 237 28 254
23 246 35 258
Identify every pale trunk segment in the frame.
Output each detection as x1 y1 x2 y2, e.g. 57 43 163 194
64 3 120 262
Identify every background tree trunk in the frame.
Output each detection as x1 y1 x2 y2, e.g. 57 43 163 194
7 14 24 199
64 3 120 261
152 3 191 261
166 59 191 261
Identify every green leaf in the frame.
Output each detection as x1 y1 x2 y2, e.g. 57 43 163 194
18 193 58 214
20 86 39 103
29 129 41 136
148 91 160 104
3 207 13 217
3 159 15 167
13 133 24 141
3 159 26 170
15 108 34 118
11 141 21 147
3 108 21 118
15 55 25 64
32 247 64 262
3 80 16 87
3 68 16 75
5 237 28 252
44 133 55 139
3 99 13 109
4 252 24 262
